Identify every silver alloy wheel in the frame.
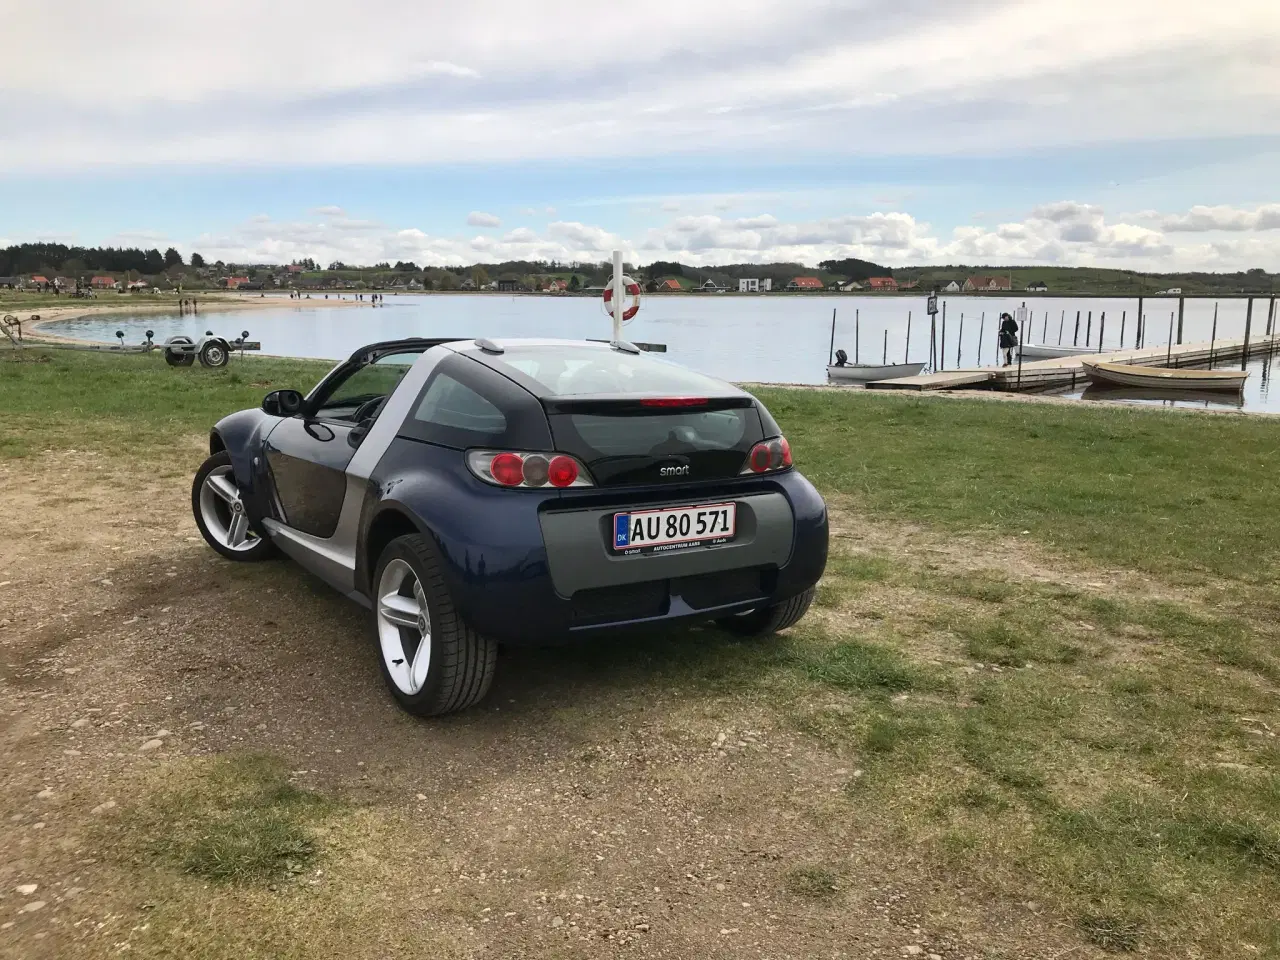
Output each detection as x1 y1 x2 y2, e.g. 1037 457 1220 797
198 464 260 552
204 344 226 365
376 558 432 695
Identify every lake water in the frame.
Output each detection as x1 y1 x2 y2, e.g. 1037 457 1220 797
41 292 1280 412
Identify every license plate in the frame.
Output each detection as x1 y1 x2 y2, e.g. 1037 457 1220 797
612 502 736 555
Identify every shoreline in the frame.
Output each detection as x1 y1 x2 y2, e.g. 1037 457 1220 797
13 294 365 347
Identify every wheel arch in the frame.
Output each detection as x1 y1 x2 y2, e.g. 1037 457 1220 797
360 503 434 597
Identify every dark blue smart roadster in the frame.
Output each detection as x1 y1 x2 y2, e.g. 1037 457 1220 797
193 338 828 715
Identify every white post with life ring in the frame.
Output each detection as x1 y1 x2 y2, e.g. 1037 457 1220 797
611 249 624 342
603 248 641 341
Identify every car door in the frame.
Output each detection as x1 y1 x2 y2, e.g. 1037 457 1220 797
264 350 421 538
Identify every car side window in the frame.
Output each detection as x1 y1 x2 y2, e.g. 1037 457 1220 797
413 374 506 435
314 352 420 422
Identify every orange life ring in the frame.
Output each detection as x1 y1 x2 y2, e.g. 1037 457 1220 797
602 276 641 322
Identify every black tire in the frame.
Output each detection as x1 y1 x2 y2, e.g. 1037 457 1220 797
199 339 229 368
190 451 276 562
715 587 816 638
165 336 195 366
373 534 497 716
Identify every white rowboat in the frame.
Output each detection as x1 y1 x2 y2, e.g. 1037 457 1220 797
1018 343 1096 359
827 362 926 382
1080 359 1249 392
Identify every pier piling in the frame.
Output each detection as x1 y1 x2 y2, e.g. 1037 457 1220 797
1209 303 1218 366
1243 298 1254 369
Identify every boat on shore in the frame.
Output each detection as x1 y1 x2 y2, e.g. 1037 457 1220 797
1081 359 1248 392
827 361 926 382
1019 343 1096 359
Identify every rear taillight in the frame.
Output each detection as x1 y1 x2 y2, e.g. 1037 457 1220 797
467 450 593 488
640 397 709 408
741 436 793 474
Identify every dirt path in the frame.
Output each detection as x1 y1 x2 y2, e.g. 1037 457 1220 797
0 445 1103 959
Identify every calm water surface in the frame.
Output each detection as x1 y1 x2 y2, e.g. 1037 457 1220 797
42 292 1280 412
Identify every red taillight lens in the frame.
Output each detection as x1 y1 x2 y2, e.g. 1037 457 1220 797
744 436 793 475
548 455 579 488
489 452 525 486
467 450 593 488
750 444 772 473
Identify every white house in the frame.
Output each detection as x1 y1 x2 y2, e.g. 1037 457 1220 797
738 278 771 293
838 280 862 292
1025 281 1048 292
943 280 961 293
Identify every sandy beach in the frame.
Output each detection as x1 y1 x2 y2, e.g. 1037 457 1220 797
5 293 366 347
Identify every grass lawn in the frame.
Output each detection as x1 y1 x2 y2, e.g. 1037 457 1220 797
3 346 1279 957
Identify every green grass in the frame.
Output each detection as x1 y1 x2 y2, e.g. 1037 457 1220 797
7 346 1280 956
755 386 1280 580
803 554 1280 955
0 348 331 456
783 865 842 901
121 754 335 885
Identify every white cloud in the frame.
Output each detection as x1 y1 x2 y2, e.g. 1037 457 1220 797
466 211 502 228
179 200 1280 272
1157 203 1280 232
0 0 1276 170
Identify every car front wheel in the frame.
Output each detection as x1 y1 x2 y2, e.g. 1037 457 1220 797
715 586 816 638
373 534 497 716
191 451 276 561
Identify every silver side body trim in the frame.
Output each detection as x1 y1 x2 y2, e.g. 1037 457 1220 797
263 345 450 593
346 346 448 480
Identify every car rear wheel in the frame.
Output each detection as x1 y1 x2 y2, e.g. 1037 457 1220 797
715 586 816 638
191 451 276 561
373 534 497 716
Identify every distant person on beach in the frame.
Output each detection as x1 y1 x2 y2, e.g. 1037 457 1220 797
998 312 1019 366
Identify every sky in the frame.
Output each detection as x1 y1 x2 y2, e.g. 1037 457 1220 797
2 0 1278 271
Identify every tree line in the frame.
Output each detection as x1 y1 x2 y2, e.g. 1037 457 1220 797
0 242 200 277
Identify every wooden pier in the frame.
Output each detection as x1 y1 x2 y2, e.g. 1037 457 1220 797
868 334 1280 393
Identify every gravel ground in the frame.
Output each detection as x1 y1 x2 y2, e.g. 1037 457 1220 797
0 444 1093 959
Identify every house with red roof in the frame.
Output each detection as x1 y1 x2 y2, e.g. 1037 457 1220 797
867 277 898 291
786 276 824 291
91 276 118 289
30 275 49 287
223 276 252 289
963 275 1012 292
654 278 682 292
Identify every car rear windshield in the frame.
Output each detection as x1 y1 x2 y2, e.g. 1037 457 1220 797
487 344 764 484
493 344 732 397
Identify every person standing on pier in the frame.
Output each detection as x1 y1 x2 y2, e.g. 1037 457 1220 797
998 312 1019 366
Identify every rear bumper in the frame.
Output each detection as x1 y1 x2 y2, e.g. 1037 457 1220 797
442 471 828 645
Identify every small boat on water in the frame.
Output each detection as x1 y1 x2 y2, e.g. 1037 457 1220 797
1080 359 1249 392
1018 343 1096 360
827 361 926 382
